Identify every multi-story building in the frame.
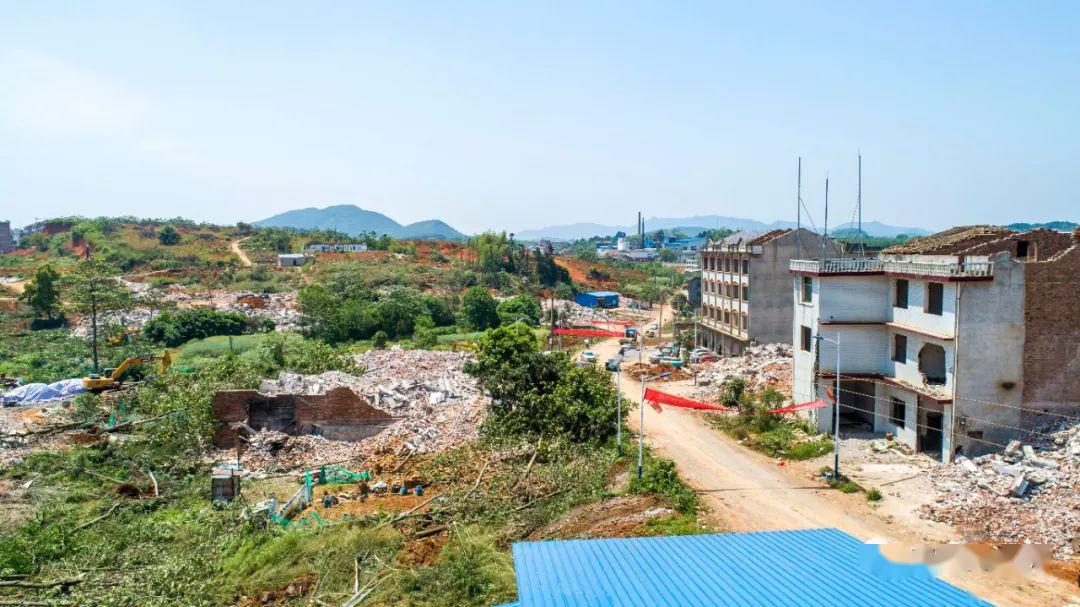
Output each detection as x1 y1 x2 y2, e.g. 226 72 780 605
790 226 1080 462
699 228 835 355
0 221 13 253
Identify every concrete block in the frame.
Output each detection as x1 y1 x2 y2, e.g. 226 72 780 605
1022 445 1036 460
958 458 979 474
1008 474 1029 498
990 462 1022 477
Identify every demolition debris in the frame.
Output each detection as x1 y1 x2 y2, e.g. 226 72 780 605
920 417 1080 559
542 299 616 325
690 343 793 398
215 350 488 471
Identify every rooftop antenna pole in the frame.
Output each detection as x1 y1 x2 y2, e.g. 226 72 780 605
822 176 829 259
857 153 864 256
796 157 802 258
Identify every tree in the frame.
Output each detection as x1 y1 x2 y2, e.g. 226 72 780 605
496 294 541 326
461 286 500 330
157 224 181 245
21 263 62 322
554 283 574 300
658 248 677 262
464 323 618 442
64 257 134 372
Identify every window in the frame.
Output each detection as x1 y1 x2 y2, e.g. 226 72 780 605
893 334 907 362
742 285 749 301
742 313 748 331
743 259 749 274
801 276 813 303
890 397 906 428
919 343 947 385
800 325 812 351
894 279 908 309
926 282 943 315
1016 240 1029 259
723 310 730 325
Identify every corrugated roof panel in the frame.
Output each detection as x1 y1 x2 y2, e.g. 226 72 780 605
509 528 993 607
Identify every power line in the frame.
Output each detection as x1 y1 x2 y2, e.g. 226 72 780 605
827 384 1064 441
827 372 1080 423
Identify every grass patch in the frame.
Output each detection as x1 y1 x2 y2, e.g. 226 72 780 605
866 487 883 502
643 513 708 537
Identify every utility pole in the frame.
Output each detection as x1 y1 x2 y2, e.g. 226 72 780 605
857 153 864 256
615 370 622 456
813 333 842 479
822 176 830 260
637 371 671 479
796 156 802 258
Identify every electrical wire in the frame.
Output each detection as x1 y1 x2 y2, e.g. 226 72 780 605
826 371 1080 423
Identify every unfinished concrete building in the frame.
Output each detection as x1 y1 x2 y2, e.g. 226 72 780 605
0 221 13 253
790 226 1080 462
698 228 837 355
212 386 396 448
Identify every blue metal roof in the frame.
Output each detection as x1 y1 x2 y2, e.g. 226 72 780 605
509 528 992 607
585 291 620 297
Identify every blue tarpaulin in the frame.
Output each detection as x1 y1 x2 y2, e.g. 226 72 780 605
2 379 86 405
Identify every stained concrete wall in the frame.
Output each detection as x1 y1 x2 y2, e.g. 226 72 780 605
954 253 1026 456
212 387 395 448
747 229 832 345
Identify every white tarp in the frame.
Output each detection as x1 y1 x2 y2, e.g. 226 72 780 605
1 379 85 405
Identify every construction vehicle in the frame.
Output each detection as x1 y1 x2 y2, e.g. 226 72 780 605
83 352 172 392
106 327 140 346
450 341 477 352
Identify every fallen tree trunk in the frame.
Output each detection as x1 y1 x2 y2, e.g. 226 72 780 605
0 573 85 588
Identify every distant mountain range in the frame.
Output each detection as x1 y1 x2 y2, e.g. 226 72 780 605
514 216 931 241
1005 221 1077 232
253 205 466 240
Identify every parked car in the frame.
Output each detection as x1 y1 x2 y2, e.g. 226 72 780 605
618 344 634 356
579 350 597 364
605 358 621 372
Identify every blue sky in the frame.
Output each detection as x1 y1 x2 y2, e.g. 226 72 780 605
1 1 1077 234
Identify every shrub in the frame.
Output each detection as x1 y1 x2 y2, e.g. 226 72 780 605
157 224 181 245
866 487 883 502
496 294 541 326
629 457 699 514
143 309 248 347
372 331 389 348
461 286 499 330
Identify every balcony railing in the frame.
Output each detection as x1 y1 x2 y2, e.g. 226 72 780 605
789 259 882 274
790 258 995 279
882 260 994 278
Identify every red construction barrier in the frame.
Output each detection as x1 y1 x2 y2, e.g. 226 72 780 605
552 327 625 338
590 320 634 327
643 388 732 413
763 399 827 415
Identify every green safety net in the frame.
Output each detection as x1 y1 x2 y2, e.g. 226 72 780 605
317 465 371 485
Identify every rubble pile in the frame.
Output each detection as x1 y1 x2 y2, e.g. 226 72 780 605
541 299 616 325
240 350 488 470
689 343 793 398
920 419 1080 559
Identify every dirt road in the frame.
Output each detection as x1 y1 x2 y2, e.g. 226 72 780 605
593 309 1076 607
230 238 253 267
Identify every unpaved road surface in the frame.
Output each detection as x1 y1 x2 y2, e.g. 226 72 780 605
591 309 1077 607
230 238 253 267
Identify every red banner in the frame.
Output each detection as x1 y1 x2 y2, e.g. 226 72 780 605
643 388 731 413
764 399 827 415
552 327 624 338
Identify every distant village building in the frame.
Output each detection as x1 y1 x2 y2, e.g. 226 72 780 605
698 228 836 356
305 243 368 253
0 221 14 253
790 226 1080 462
678 250 701 273
277 253 311 267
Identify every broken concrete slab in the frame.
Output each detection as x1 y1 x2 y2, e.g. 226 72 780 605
1008 474 1029 498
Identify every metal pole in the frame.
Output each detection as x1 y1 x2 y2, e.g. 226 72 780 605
616 371 622 456
834 333 841 479
638 377 646 480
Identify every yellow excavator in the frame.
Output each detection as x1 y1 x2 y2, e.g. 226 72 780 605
106 327 140 346
83 352 172 392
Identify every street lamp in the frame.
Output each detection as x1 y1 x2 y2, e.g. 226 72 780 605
638 371 672 479
812 333 841 480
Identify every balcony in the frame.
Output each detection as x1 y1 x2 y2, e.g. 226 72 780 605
790 258 994 280
789 259 883 274
882 260 993 279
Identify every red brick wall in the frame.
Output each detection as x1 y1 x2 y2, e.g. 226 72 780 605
211 387 394 448
1023 244 1080 403
962 229 1074 260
